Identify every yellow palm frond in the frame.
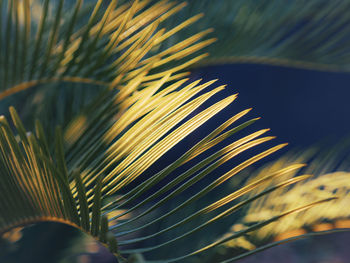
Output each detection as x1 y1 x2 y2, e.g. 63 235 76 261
0 0 212 102
217 148 350 261
1 1 349 262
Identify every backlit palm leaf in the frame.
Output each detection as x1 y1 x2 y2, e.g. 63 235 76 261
0 75 317 262
214 147 350 261
0 77 339 262
0 0 214 132
0 0 213 98
0 0 349 262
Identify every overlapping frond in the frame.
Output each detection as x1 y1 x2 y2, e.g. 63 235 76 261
245 171 350 239
0 0 213 104
1 73 340 261
0 107 120 255
1 0 349 262
162 0 350 72
212 148 350 262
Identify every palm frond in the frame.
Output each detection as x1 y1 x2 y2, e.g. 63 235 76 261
213 146 350 261
161 0 350 72
0 0 212 98
0 0 215 134
1 77 331 261
1 68 341 261
1 1 349 262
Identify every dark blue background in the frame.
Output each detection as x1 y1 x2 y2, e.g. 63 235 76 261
193 64 350 148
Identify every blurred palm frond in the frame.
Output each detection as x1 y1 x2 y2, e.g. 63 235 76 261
212 145 350 262
162 0 350 72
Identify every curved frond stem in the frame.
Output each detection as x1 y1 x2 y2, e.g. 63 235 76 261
0 77 108 100
0 217 80 237
195 56 349 73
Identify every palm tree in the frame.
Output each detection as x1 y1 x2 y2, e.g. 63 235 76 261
1 1 350 262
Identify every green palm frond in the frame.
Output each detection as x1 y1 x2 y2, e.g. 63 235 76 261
1 0 350 262
161 0 350 71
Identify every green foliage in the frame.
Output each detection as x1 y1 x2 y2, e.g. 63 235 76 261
164 0 350 71
0 1 350 262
